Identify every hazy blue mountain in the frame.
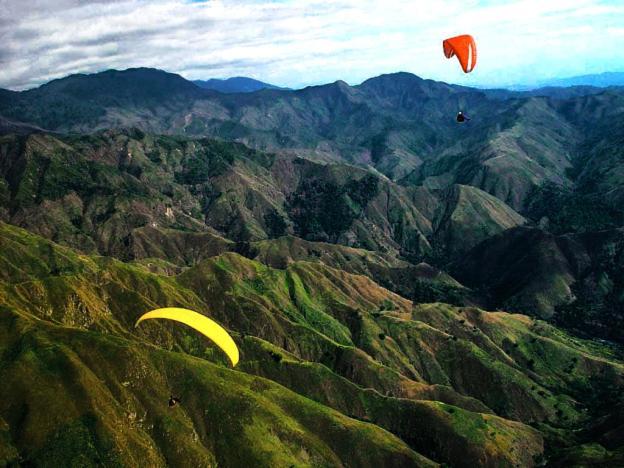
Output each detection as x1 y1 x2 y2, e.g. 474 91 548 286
508 72 624 90
193 76 290 93
541 71 624 88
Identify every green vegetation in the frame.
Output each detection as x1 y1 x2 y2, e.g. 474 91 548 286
525 182 624 234
289 174 379 242
2 70 624 466
0 223 622 466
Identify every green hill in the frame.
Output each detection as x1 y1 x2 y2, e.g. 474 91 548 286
1 222 623 466
2 69 624 466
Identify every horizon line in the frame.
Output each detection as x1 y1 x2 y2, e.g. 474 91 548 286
3 66 624 94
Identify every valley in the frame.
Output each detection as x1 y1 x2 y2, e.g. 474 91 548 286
1 68 624 466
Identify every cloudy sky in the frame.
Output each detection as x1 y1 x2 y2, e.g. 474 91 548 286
1 0 623 90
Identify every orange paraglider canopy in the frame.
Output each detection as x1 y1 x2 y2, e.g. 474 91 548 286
443 35 477 73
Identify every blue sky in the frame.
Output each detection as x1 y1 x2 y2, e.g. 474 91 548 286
0 0 623 90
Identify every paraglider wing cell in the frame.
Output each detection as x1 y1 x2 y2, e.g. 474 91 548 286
135 307 240 366
443 35 477 73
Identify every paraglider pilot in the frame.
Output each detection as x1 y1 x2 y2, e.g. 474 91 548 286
456 111 470 123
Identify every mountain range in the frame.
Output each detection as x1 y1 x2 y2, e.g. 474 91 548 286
1 67 624 466
193 77 289 93
509 71 624 90
192 72 624 94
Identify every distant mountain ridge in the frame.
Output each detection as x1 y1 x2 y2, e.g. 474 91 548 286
509 71 624 90
2 67 624 214
193 76 289 93
34 67 204 100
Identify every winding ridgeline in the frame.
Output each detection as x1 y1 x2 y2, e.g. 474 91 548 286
1 68 623 466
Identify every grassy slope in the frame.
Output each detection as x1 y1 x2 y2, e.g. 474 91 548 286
0 131 526 266
1 222 623 466
0 310 431 468
245 235 472 306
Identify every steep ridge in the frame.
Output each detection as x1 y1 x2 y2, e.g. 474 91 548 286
0 131 523 265
452 227 575 317
0 310 433 468
241 235 471 305
3 122 624 343
0 68 207 133
453 227 624 343
409 97 577 210
1 222 623 466
429 184 526 258
4 68 622 203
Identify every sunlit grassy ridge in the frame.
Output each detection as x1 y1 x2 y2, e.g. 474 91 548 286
1 222 623 466
1 310 435 467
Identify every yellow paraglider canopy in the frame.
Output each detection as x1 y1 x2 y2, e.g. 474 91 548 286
135 307 239 366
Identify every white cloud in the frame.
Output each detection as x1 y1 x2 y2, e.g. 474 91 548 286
0 0 622 90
